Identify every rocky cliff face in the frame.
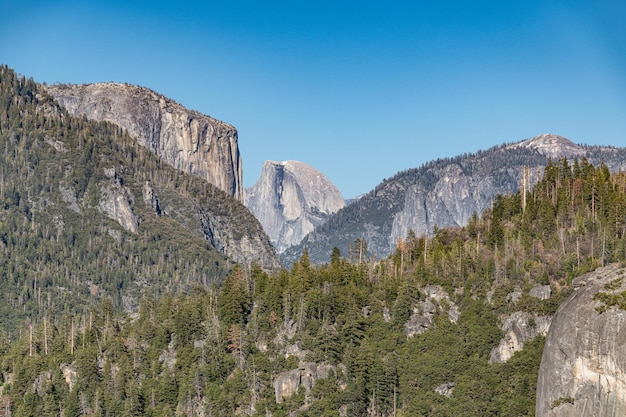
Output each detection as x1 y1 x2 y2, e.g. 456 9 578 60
245 160 345 253
273 362 337 404
536 264 626 417
43 83 280 269
46 83 243 201
389 134 598 251
489 311 551 363
284 134 626 264
390 162 513 247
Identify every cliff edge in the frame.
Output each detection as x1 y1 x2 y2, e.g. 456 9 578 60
536 264 626 416
46 83 243 201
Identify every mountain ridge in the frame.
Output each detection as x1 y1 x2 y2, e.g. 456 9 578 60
507 133 586 159
282 134 626 264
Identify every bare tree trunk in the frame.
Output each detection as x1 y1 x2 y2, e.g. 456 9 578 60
44 317 48 355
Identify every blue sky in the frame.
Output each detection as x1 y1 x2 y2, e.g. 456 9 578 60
2 1 625 198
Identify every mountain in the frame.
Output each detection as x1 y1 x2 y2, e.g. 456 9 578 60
0 65 279 331
283 134 626 264
245 160 345 253
536 264 626 416
45 82 244 201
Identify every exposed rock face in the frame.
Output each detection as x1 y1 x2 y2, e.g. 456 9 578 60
159 340 177 372
274 369 302 404
33 371 52 397
44 83 278 267
489 311 551 363
391 163 505 250
435 382 456 398
98 184 139 233
530 285 552 300
99 168 139 233
405 285 459 338
152 183 282 270
142 182 161 215
60 363 78 392
273 362 336 404
285 134 626 264
536 264 626 416
46 83 243 201
245 160 345 253
389 134 586 252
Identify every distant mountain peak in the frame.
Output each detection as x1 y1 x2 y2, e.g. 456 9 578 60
245 160 344 253
508 133 585 159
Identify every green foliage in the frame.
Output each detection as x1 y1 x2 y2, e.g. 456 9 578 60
2 64 626 416
551 396 575 409
0 65 263 334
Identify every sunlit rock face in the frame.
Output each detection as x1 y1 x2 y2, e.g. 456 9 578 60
46 83 243 201
536 264 626 417
245 160 345 253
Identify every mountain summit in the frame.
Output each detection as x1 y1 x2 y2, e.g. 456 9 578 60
508 133 585 159
245 160 345 253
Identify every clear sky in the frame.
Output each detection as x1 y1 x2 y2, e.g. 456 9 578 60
2 1 625 198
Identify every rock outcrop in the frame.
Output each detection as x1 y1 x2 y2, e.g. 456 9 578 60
273 362 337 404
489 311 551 363
245 160 345 253
60 363 78 392
98 167 139 233
435 382 456 398
98 184 139 234
536 264 626 416
405 285 460 338
46 83 243 201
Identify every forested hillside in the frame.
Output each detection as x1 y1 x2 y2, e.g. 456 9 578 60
0 66 279 335
1 140 625 416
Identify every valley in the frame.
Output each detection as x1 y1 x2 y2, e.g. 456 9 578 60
1 65 626 416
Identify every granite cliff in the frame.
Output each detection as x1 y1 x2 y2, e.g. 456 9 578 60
245 160 345 253
46 83 243 201
536 264 626 417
